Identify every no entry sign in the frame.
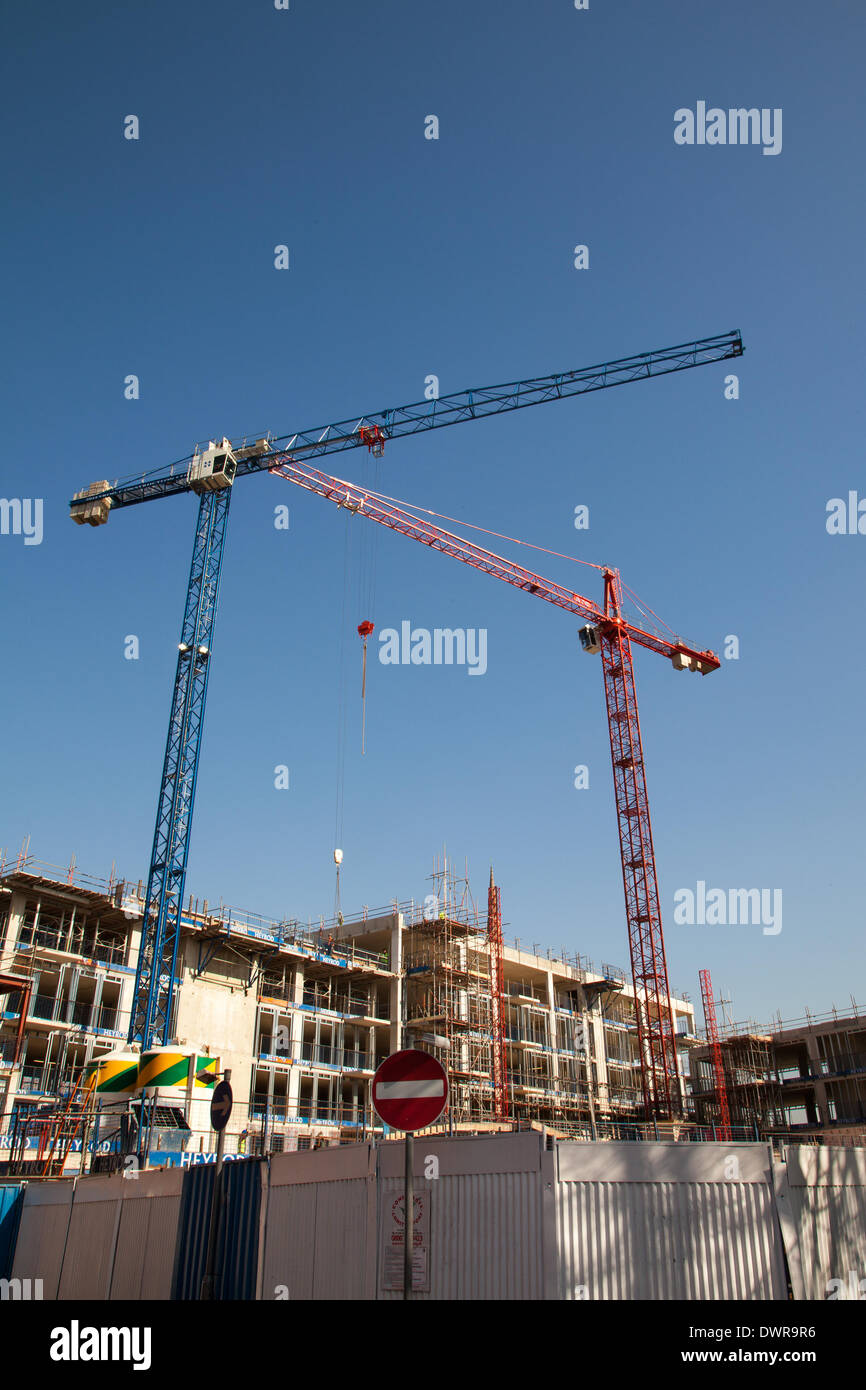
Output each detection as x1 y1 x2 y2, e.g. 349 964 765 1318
372 1049 448 1132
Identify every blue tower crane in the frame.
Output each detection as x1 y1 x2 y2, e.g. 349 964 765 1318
69 330 743 1049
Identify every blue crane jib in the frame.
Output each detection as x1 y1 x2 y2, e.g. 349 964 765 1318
70 332 742 516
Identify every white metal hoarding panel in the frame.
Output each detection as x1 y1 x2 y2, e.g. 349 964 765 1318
555 1143 787 1301
108 1170 185 1300
260 1179 373 1301
377 1168 545 1300
556 1140 772 1184
57 1176 125 1300
376 1128 543 1179
15 1136 862 1302
261 1182 319 1301
774 1146 866 1300
11 1179 75 1300
261 1144 376 1300
555 1174 788 1299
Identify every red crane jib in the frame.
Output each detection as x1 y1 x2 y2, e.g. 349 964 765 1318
270 454 720 1120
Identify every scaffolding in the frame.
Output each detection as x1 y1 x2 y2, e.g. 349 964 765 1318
692 1031 785 1133
7 1070 97 1176
403 858 496 1124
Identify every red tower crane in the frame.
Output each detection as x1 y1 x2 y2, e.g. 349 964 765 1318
269 453 720 1120
487 869 509 1122
699 968 733 1139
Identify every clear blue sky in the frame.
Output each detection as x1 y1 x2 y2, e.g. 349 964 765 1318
1 0 863 1026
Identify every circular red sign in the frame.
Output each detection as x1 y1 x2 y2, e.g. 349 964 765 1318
372 1049 448 1132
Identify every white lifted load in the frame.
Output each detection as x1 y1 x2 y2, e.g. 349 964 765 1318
70 480 112 526
187 437 238 492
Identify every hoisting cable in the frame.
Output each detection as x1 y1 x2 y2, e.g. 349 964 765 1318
333 508 353 911
334 848 344 927
354 449 381 756
331 479 607 573
331 476 691 650
620 582 681 642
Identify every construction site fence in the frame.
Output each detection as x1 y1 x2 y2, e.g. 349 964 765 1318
4 1133 865 1300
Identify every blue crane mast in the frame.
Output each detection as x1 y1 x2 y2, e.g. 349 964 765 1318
69 330 742 1049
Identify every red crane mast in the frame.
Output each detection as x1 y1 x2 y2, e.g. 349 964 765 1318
699 968 733 1139
269 454 720 1120
487 869 509 1122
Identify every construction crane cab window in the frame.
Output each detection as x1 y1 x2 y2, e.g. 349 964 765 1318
188 439 237 493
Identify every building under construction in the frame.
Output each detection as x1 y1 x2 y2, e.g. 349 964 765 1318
690 1005 866 1144
0 850 698 1168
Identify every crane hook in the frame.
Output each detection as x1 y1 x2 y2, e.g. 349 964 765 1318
357 621 375 755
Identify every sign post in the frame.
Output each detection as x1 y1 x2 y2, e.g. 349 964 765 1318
403 1131 414 1300
372 1049 448 1300
200 1070 232 1301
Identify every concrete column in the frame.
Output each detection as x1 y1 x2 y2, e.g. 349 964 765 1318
327 1075 336 1125
127 918 144 984
266 1064 276 1117
590 1006 609 1111
389 912 403 1052
804 1035 830 1125
91 974 105 1032
0 890 27 971
63 904 76 954
290 962 305 1043
41 1033 57 1090
53 965 67 1023
545 970 560 1088
0 1071 18 1125
65 967 81 1025
117 967 137 1038
286 1063 300 1119
28 970 41 1032
288 960 305 1117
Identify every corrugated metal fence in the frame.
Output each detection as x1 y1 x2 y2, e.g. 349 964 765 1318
6 1135 865 1300
172 1158 266 1299
261 1144 376 1299
554 1143 788 1300
774 1145 866 1300
376 1132 551 1300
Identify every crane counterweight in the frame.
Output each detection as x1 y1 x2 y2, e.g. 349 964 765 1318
70 480 112 526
